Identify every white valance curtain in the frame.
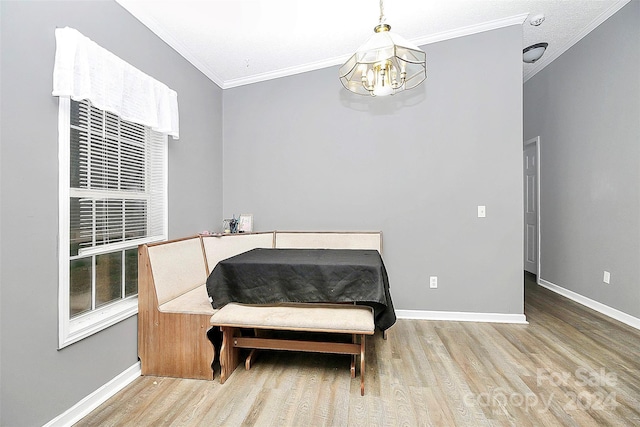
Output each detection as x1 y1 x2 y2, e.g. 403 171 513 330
52 27 179 139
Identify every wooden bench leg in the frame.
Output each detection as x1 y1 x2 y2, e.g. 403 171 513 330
206 327 223 378
360 334 366 396
350 334 356 378
245 349 259 370
219 326 240 384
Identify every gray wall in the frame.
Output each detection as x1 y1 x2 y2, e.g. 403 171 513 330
223 26 524 314
524 1 640 318
0 1 223 425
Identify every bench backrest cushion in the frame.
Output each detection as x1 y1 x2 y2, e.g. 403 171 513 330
147 237 208 306
275 231 382 253
202 232 275 273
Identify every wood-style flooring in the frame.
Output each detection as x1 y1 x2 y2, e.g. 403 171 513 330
75 275 640 426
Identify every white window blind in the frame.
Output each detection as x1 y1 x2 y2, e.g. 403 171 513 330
69 100 166 257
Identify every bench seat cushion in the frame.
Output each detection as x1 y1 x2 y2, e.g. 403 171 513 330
210 303 375 334
158 284 215 315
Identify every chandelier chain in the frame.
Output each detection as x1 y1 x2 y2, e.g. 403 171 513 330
379 0 386 24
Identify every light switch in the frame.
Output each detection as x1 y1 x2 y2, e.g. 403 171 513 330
478 205 486 218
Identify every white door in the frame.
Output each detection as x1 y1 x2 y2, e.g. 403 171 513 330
523 138 538 275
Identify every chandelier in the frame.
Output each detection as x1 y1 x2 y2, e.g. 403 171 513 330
339 0 426 96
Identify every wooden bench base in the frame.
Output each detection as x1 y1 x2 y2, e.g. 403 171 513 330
216 327 368 395
210 303 375 395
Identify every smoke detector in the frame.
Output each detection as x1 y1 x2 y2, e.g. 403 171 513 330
529 14 545 26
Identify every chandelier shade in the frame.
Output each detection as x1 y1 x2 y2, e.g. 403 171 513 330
339 22 426 97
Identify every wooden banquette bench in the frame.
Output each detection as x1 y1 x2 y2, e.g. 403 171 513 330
138 232 275 380
138 231 383 393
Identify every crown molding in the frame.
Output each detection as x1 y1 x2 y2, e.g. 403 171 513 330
118 0 629 90
411 13 528 48
115 0 226 88
222 56 350 89
224 13 529 89
524 0 631 82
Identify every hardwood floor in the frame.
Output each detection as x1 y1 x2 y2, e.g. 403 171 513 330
75 276 640 426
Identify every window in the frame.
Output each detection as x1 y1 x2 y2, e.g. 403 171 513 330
58 97 167 348
53 27 177 348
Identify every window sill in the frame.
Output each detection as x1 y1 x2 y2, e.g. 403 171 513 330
59 297 138 349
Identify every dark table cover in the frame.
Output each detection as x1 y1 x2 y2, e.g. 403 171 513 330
206 248 396 331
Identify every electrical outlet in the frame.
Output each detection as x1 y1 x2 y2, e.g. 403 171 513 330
603 271 610 284
478 205 486 218
430 276 438 289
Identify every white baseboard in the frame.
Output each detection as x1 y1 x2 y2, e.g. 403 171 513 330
396 309 528 324
538 278 640 330
44 362 141 427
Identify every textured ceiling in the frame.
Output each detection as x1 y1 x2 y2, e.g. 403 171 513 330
115 0 629 89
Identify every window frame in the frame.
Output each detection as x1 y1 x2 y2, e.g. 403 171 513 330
58 97 168 349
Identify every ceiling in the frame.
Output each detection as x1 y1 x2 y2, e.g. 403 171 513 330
115 0 629 89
